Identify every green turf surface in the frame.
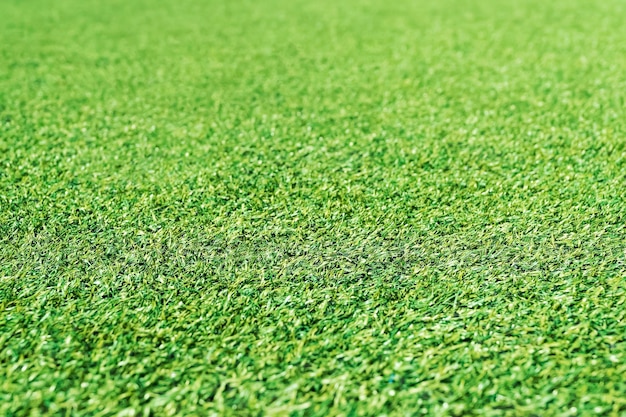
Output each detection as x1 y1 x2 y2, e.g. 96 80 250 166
2 0 626 415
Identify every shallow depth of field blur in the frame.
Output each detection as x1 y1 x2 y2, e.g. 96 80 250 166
2 0 626 415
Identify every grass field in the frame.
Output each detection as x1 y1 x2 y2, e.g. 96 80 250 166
2 0 626 415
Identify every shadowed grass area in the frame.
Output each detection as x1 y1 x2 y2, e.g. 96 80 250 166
2 0 626 415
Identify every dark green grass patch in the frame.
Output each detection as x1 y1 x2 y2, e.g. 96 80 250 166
2 0 626 415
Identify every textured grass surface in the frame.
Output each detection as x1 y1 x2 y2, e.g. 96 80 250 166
2 0 626 415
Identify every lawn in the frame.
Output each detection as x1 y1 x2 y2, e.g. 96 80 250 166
1 0 626 415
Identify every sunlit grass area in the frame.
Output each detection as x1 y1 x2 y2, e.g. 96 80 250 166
2 0 626 415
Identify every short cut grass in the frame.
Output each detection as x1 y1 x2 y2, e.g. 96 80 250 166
1 0 626 415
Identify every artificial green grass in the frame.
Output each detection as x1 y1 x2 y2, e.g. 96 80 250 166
2 0 626 415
